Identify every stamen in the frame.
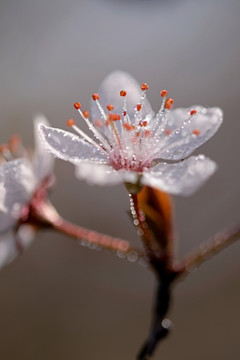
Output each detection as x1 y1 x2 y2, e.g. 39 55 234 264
165 98 174 110
165 129 171 136
120 90 127 97
190 109 197 116
67 119 104 151
123 123 133 131
141 83 149 91
74 107 111 151
67 118 76 127
192 129 200 135
92 93 100 101
83 110 89 118
74 102 81 110
160 90 168 98
107 104 114 111
153 89 170 134
108 114 121 121
94 119 103 127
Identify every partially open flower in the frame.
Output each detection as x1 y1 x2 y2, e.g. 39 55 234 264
39 71 223 195
0 116 54 268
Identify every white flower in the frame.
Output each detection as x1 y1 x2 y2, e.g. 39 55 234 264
0 115 54 269
39 71 222 195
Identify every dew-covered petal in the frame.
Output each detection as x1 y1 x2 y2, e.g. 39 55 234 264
142 155 217 196
75 162 138 186
0 158 36 232
0 232 18 269
39 124 109 165
91 71 153 125
154 106 223 161
0 225 36 269
33 115 55 183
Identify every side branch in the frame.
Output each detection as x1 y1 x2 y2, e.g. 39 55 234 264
31 200 144 258
177 222 240 276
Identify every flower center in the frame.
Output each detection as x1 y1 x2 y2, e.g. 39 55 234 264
68 83 199 173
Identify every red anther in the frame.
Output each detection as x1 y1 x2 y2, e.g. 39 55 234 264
190 109 197 116
67 118 76 127
8 134 21 148
123 111 127 116
165 98 174 109
136 104 142 111
192 129 200 135
123 123 132 131
109 113 121 121
165 129 171 136
0 144 9 153
143 121 148 127
107 104 114 111
92 93 99 101
94 119 103 127
120 90 127 97
160 90 168 97
83 110 89 118
74 102 81 110
144 130 151 137
141 83 149 91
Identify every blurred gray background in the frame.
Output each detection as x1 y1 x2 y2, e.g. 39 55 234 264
0 0 240 359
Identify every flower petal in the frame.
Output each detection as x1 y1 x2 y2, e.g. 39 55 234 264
75 162 138 186
154 106 223 161
0 232 18 269
38 124 108 165
91 71 153 124
33 115 55 183
142 155 217 196
0 158 36 232
0 225 36 269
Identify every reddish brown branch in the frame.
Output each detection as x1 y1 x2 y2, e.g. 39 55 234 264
176 222 240 276
31 200 144 258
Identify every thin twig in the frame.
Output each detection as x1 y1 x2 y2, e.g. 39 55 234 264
176 222 240 276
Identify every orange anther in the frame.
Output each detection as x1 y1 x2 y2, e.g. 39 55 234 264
109 113 121 121
141 83 149 91
165 98 174 109
123 123 132 131
94 119 103 127
160 90 168 97
83 110 89 118
190 109 197 116
67 118 76 127
192 129 200 135
143 121 148 127
107 104 114 111
144 130 151 137
120 90 127 97
165 129 171 136
92 93 99 101
136 104 142 111
0 144 9 153
74 102 81 110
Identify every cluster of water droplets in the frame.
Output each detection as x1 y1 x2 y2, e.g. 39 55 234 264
77 236 149 267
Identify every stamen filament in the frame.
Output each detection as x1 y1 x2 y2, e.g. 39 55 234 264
76 108 111 151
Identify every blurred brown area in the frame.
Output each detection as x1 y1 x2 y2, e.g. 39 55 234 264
0 0 240 359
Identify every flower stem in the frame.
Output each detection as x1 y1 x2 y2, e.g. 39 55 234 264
31 200 144 258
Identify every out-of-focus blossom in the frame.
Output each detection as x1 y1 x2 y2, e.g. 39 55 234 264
39 71 222 195
0 116 54 268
